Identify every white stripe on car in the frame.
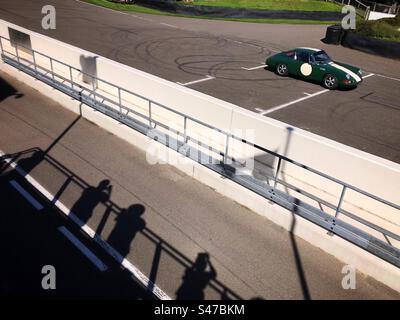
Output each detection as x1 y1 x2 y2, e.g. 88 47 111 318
329 62 362 82
298 47 320 52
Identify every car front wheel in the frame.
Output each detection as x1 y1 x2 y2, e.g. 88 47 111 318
276 63 289 76
323 74 338 90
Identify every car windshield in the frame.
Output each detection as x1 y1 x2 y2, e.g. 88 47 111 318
313 51 332 64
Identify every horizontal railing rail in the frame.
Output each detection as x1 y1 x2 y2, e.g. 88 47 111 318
1 35 399 267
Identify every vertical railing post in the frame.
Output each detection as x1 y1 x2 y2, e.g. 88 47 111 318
49 57 55 81
147 240 162 293
148 101 152 128
183 116 188 144
15 44 20 63
223 134 230 165
69 66 74 89
273 157 282 190
334 185 347 218
0 37 4 56
366 6 370 20
92 76 96 102
118 87 122 115
32 50 37 75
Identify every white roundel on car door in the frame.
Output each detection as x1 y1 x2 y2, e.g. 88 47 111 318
300 63 312 76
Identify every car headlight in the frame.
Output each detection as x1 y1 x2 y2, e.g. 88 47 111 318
346 74 351 80
358 69 363 75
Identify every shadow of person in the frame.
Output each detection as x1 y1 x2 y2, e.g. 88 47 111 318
176 252 217 300
70 179 112 225
0 76 24 103
107 204 146 259
14 150 45 175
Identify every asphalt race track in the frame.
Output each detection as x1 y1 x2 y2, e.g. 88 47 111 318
0 0 399 163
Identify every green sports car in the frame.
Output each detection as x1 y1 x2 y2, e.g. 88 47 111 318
266 48 363 89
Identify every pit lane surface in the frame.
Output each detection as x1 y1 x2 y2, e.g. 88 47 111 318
0 0 399 163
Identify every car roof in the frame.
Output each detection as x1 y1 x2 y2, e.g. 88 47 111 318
294 47 322 54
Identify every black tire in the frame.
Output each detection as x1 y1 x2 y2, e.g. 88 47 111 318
276 63 289 76
323 74 339 90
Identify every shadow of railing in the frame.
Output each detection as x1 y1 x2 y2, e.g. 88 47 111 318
0 147 243 300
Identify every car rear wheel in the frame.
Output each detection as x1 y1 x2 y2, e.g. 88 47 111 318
276 63 289 76
323 74 338 90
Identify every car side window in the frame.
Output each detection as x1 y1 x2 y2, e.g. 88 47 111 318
296 51 309 63
284 51 296 59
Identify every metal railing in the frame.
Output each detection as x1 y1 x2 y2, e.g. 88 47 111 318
329 0 371 19
1 35 399 268
363 0 400 15
330 0 399 18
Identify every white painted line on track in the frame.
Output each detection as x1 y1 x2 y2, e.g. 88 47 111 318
303 92 312 96
254 108 265 112
160 22 179 29
76 0 154 22
9 180 44 211
177 75 215 86
133 15 154 22
260 89 329 115
58 226 108 272
0 150 171 300
241 64 267 71
363 73 375 79
374 73 400 82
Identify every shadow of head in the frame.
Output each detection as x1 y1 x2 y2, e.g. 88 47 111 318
16 150 45 173
97 179 111 190
194 252 211 271
0 77 24 102
115 204 145 223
